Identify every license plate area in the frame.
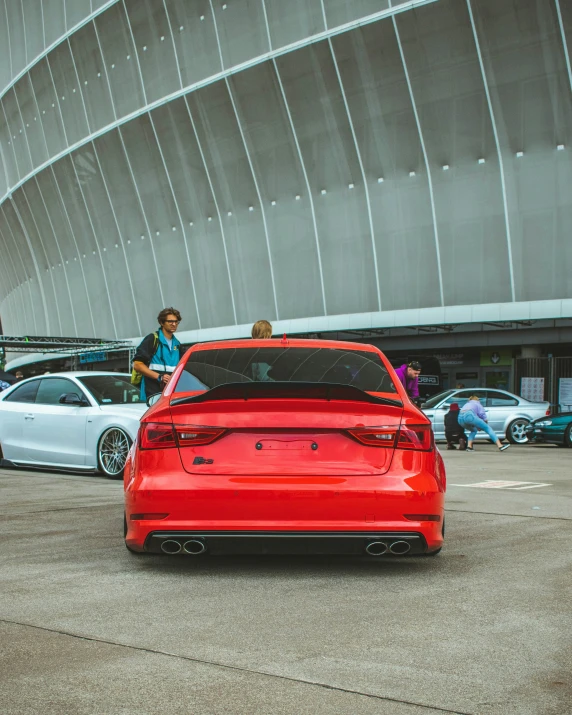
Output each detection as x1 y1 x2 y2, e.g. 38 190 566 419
256 439 317 451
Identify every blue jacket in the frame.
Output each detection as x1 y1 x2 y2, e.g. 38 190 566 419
133 329 181 400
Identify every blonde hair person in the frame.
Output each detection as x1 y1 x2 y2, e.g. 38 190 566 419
251 320 272 339
458 395 510 452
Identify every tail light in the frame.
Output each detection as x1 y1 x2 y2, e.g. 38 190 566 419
347 424 433 451
546 408 551 416
139 423 226 450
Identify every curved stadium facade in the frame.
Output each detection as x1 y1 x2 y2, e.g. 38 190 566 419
0 0 571 350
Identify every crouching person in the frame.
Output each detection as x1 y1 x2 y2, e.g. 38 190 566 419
444 403 467 450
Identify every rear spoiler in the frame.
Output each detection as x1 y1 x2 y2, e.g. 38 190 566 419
170 382 402 408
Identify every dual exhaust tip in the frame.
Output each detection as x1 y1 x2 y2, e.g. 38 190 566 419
160 538 411 556
365 540 411 556
161 538 206 555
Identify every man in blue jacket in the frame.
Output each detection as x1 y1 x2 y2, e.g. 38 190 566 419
133 307 182 401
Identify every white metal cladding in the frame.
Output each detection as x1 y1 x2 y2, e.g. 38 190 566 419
0 0 571 339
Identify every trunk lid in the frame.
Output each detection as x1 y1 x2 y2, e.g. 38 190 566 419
169 383 403 476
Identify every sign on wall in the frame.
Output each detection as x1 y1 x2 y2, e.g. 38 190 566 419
79 351 107 364
480 350 512 366
558 378 572 410
520 377 545 402
418 375 439 385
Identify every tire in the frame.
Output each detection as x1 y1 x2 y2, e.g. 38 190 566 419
506 418 530 444
565 424 572 448
98 427 131 479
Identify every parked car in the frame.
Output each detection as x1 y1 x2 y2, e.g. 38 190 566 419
0 373 147 477
124 338 446 558
526 413 572 447
421 388 550 444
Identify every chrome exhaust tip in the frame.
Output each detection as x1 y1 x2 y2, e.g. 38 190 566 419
365 541 389 556
389 540 411 555
161 539 182 554
183 539 207 555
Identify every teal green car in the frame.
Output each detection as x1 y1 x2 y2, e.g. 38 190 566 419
526 413 572 447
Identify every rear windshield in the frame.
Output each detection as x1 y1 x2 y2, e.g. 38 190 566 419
174 347 397 394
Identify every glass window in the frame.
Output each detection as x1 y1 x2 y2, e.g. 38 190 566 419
36 377 79 405
445 390 487 408
77 375 142 404
422 389 455 408
3 380 40 403
175 347 397 394
486 391 518 407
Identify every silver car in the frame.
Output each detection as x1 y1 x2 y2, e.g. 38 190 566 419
421 388 551 444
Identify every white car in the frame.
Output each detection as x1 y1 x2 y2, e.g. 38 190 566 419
0 372 147 478
422 388 551 444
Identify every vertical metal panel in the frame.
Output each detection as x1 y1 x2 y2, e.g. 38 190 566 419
30 175 78 335
4 1 13 80
466 0 516 303
260 0 327 315
555 0 572 94
182 94 238 324
389 0 444 307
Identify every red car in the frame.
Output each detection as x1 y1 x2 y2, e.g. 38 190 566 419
124 338 445 557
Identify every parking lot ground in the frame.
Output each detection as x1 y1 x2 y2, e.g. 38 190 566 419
0 445 570 715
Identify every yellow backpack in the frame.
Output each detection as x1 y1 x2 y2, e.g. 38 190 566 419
130 332 159 386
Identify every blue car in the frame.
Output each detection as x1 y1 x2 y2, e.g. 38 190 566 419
526 413 572 447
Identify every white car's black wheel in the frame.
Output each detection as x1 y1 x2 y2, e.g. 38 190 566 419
506 418 530 444
98 428 131 479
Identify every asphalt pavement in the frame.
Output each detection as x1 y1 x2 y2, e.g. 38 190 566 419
0 445 570 715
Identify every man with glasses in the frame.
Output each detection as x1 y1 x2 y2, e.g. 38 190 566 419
133 307 182 400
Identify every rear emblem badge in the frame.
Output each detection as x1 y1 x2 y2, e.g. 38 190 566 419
193 457 214 465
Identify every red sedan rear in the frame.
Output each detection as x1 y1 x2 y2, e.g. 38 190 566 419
124 339 445 557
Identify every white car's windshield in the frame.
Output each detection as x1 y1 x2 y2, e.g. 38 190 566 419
422 390 456 408
78 375 142 405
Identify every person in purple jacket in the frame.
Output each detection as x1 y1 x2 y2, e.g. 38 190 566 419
394 361 422 402
458 396 510 452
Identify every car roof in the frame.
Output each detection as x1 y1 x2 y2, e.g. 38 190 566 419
190 338 380 352
13 372 131 381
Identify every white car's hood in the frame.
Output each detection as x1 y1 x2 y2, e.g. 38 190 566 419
98 403 148 420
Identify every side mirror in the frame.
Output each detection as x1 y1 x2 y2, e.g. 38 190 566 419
59 393 87 405
146 393 162 407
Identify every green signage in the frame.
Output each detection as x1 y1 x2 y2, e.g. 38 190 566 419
480 350 512 367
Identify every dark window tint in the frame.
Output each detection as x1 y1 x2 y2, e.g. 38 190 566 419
422 390 455 408
444 390 487 408
3 380 40 403
36 378 78 405
78 375 142 404
175 347 397 394
487 391 518 407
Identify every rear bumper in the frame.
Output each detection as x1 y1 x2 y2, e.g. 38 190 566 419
140 530 432 556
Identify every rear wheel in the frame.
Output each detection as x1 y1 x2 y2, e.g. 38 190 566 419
506 418 530 444
98 428 131 479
